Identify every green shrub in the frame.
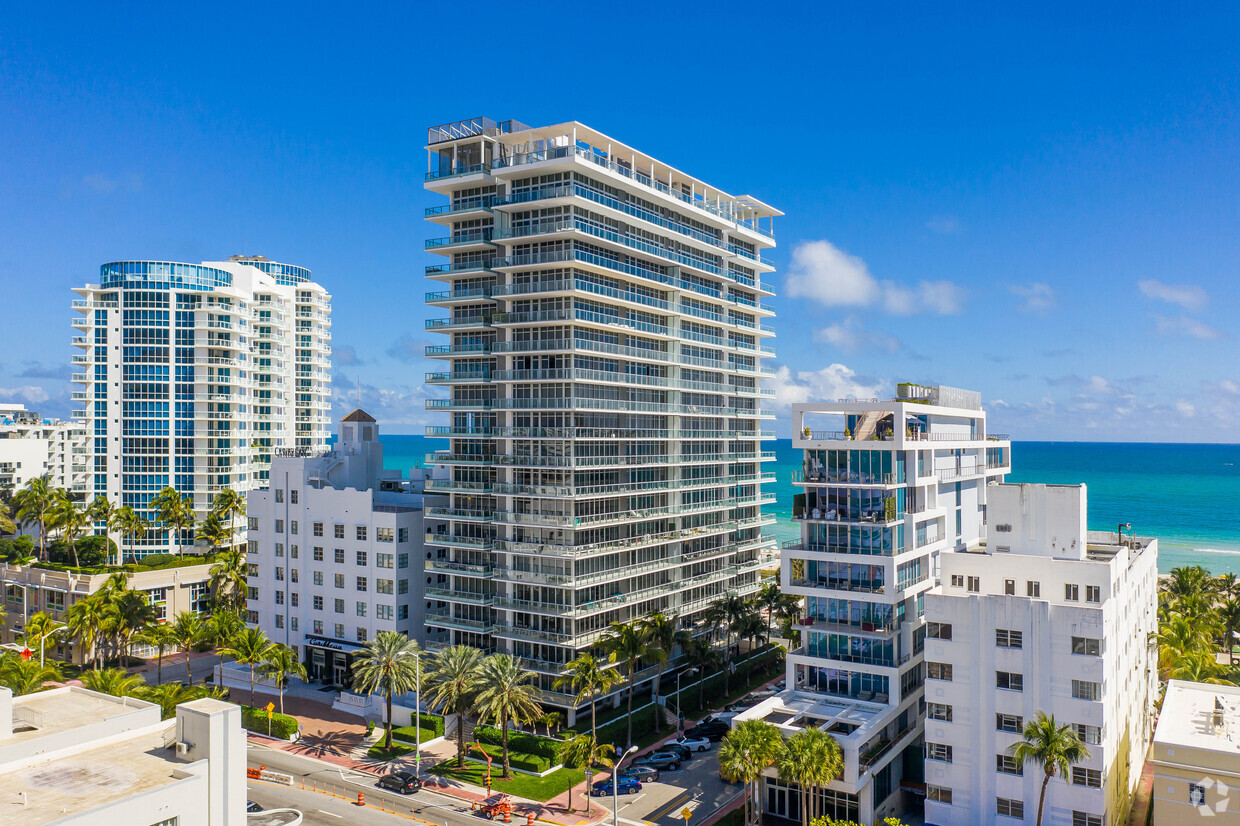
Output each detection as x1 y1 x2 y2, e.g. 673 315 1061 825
472 742 550 773
475 725 560 760
366 720 375 736
391 712 444 744
0 535 35 561
240 705 299 739
368 742 416 760
48 535 115 566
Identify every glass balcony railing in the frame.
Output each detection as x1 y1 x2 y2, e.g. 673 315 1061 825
425 163 490 181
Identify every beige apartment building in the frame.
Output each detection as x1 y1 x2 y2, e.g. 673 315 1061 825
1151 680 1240 823
0 561 212 663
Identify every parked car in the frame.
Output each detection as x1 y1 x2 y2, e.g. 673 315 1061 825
662 743 693 762
246 802 263 813
666 734 711 752
622 765 660 782
378 771 423 795
686 720 731 741
593 776 642 796
634 751 682 771
702 711 740 725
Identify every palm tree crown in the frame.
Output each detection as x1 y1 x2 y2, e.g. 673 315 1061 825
1009 711 1091 826
474 653 543 779
423 644 485 767
351 631 421 749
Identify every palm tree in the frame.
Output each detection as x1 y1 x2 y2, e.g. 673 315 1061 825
50 492 88 568
1151 613 1214 679
684 637 721 711
0 651 63 695
1220 597 1240 665
221 627 275 706
207 609 244 679
772 593 804 643
12 476 56 561
169 611 205 686
150 486 195 557
1008 711 1091 826
110 589 157 666
65 594 107 669
350 632 421 749
19 611 64 665
138 623 178 685
600 621 658 748
140 681 198 719
210 489 246 551
1167 650 1236 685
554 652 622 744
109 506 148 565
196 513 232 557
705 593 749 693
755 581 783 637
558 734 616 813
637 611 686 703
777 727 843 826
733 611 768 681
208 547 247 610
423 644 485 768
475 654 543 779
1163 565 1212 600
79 666 146 697
0 499 15 536
258 643 308 716
540 711 564 738
718 720 785 826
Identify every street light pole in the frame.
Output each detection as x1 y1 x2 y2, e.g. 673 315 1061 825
414 648 421 779
613 744 638 826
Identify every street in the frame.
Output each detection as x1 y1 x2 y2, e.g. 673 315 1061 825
601 740 744 826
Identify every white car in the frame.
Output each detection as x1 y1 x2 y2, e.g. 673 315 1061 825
667 734 712 752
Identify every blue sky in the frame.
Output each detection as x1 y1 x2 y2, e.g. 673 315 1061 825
2 2 1239 441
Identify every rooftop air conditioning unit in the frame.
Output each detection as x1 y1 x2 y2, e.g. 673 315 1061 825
175 742 191 755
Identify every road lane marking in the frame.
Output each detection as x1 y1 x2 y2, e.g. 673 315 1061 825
317 811 343 818
647 792 691 823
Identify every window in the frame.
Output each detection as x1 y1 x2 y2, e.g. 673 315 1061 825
1073 813 1103 826
356 526 367 541
274 614 284 629
1065 583 1079 601
356 602 367 617
398 553 408 568
927 662 953 681
996 671 1023 691
246 610 259 624
1027 580 1041 597
926 742 952 763
357 627 367 642
377 527 394 543
274 519 284 533
1072 680 1101 701
1004 578 1015 595
334 524 344 538
334 573 345 588
996 713 1023 733
291 545 299 559
274 567 284 581
290 592 299 606
967 576 980 592
997 798 1024 818
290 520 298 535
313 547 324 561
376 579 394 594
290 490 298 504
1190 784 1207 806
927 786 951 804
996 629 1023 648
313 620 323 634
1072 636 1101 655
275 543 284 558
927 622 952 640
996 754 1023 775
275 489 284 503
376 604 394 620
356 551 368 566
928 702 953 722
334 623 345 638
950 574 964 587
1073 724 1102 745
1086 585 1101 603
356 577 368 592
398 527 409 543
334 598 344 614
1071 767 1102 788
398 605 408 620
314 522 323 536
398 579 409 594
334 549 345 564
290 617 298 631
377 553 394 569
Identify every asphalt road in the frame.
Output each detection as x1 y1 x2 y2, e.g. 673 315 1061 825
246 780 419 826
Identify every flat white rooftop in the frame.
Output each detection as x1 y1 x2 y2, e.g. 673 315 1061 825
734 689 888 740
1155 680 1240 755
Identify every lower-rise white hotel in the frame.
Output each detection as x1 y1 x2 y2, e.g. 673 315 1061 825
0 403 88 499
923 482 1157 826
246 408 442 690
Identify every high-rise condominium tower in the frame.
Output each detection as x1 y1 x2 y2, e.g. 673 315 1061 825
422 118 779 715
73 256 331 556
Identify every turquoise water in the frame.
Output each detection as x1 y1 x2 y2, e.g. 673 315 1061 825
377 436 1240 575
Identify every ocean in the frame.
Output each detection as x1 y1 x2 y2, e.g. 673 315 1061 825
375 436 1240 575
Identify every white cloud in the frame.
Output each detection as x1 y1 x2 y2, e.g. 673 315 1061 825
0 385 50 404
1175 399 1197 417
784 240 964 315
329 373 439 430
815 317 902 354
768 364 885 413
1139 279 1207 310
1010 282 1056 313
1153 313 1224 341
1219 379 1240 395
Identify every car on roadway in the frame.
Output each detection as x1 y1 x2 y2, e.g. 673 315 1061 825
686 720 731 741
665 734 711 752
377 771 423 795
661 743 693 763
593 775 642 796
634 751 682 771
621 764 660 782
246 801 263 813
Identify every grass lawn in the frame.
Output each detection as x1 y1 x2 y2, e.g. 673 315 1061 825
368 743 417 761
430 761 585 802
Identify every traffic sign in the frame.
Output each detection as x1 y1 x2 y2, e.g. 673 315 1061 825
265 702 275 715
681 808 693 821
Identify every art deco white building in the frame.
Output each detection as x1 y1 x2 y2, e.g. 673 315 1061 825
923 482 1158 826
421 117 780 715
72 256 331 555
246 409 441 689
736 384 1010 824
1150 680 1240 823
0 404 88 498
0 686 246 824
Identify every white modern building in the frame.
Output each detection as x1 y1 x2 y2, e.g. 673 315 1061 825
1151 680 1240 823
421 117 780 716
923 482 1158 826
736 384 1010 823
246 409 442 690
0 404 88 499
0 685 246 824
72 256 332 556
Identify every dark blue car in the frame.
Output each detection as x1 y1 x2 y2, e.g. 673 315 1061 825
592 775 642 796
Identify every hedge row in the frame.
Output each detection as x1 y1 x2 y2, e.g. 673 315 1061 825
240 705 299 740
475 725 560 761
391 713 445 744
472 741 551 774
595 704 664 748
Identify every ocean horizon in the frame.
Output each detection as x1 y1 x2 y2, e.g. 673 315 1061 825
368 435 1240 576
